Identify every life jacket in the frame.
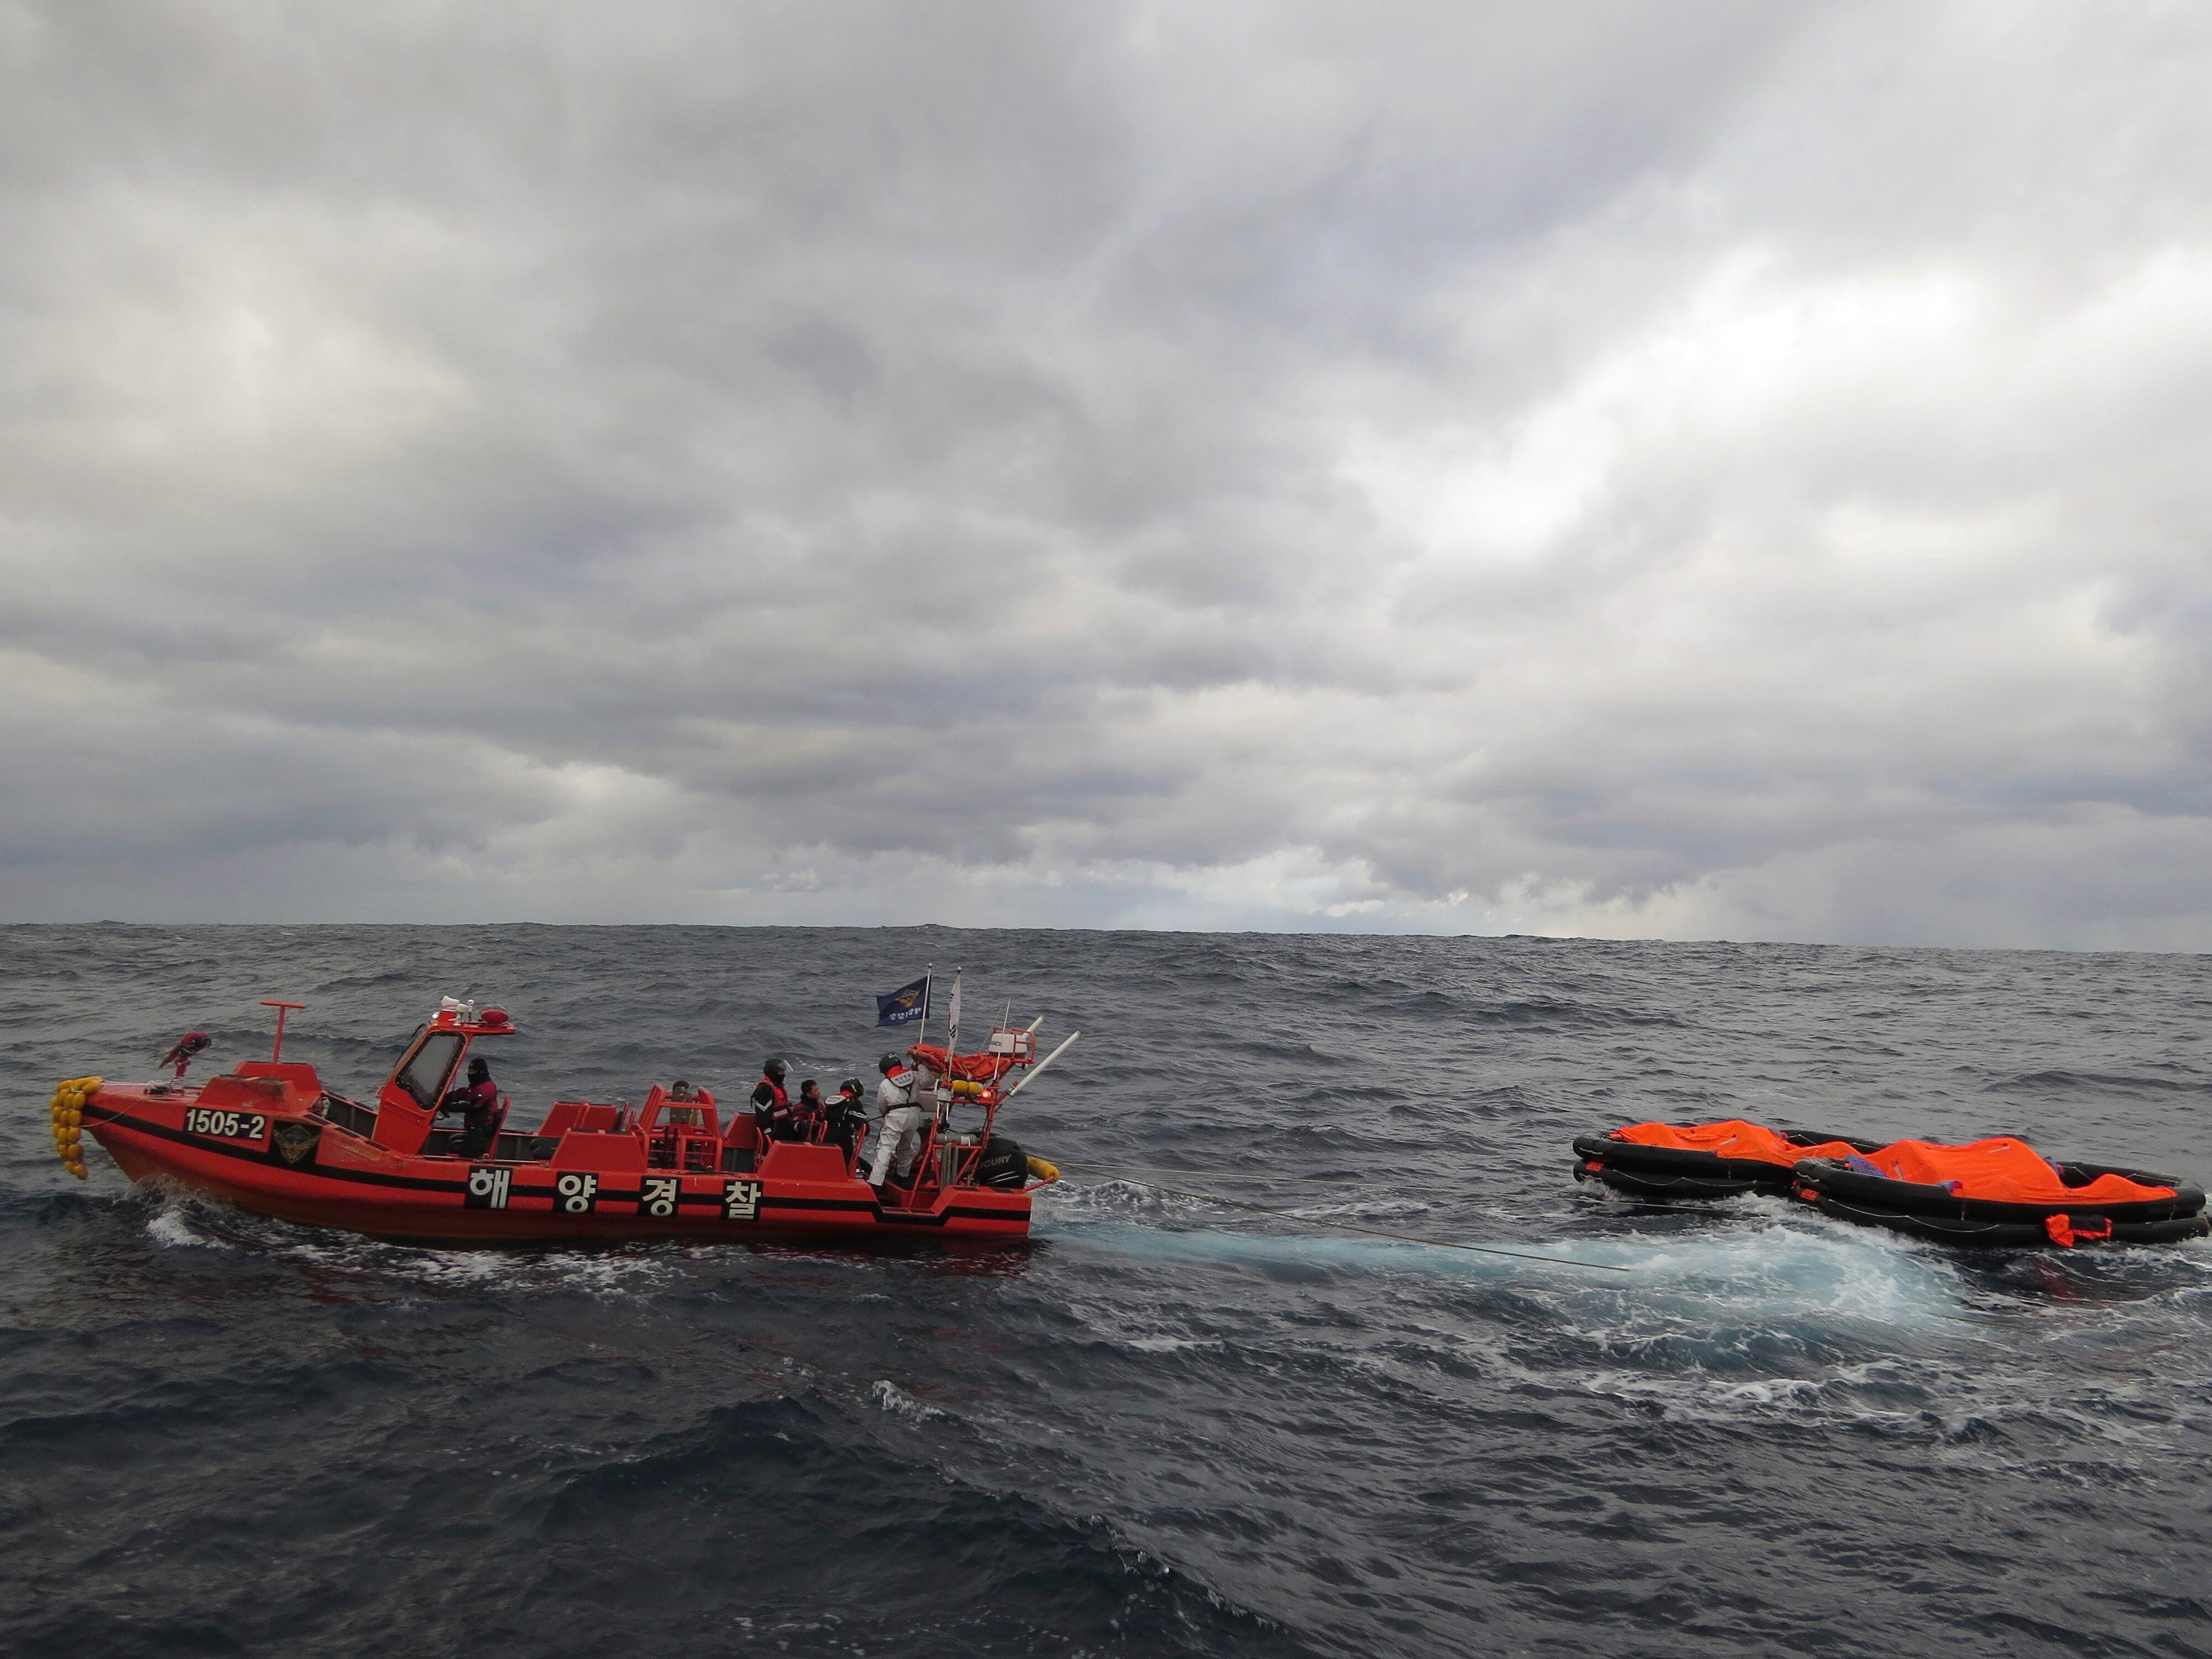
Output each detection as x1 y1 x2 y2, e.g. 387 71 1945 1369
752 1076 791 1125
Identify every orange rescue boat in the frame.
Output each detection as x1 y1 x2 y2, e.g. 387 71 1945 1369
52 998 1065 1246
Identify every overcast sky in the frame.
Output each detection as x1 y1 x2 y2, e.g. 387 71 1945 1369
4 2 2211 946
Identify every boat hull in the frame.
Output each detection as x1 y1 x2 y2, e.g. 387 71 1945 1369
85 1089 1033 1246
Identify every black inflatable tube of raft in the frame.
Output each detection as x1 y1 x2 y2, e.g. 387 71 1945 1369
1571 1161 1763 1201
1571 1130 1882 1200
1799 1191 2211 1249
1791 1158 2207 1226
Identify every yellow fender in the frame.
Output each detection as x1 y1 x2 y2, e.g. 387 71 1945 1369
49 1075 99 1179
1025 1155 1060 1185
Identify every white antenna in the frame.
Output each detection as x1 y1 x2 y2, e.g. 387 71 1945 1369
999 1032 1079 1101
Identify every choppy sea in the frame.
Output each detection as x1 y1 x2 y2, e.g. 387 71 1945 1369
4 924 2210 1658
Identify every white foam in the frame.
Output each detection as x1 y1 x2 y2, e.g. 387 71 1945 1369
137 1183 245 1250
1033 1178 1214 1223
1563 1209 1969 1326
143 1203 221 1250
132 1180 687 1298
869 1379 945 1420
407 1248 525 1286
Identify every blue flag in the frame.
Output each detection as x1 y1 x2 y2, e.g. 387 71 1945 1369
875 975 930 1028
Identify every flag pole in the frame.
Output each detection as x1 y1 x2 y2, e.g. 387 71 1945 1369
915 962 934 1056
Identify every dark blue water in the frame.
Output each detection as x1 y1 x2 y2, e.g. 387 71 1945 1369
6 926 2210 1657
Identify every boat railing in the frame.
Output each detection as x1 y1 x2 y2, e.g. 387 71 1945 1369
646 1121 726 1172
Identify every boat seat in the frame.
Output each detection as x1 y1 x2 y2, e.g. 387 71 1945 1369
317 1095 379 1137
538 1100 623 1136
424 1101 511 1159
717 1116 761 1174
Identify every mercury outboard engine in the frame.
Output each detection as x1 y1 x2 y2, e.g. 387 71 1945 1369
974 1135 1028 1189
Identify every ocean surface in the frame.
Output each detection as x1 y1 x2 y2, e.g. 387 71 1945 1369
4 925 2210 1658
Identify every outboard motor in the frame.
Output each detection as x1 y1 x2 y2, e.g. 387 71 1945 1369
974 1135 1028 1189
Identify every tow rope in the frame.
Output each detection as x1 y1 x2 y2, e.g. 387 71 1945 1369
1052 1162 1632 1274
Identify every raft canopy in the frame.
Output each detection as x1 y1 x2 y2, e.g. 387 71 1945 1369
1608 1119 2180 1203
1851 1137 2175 1204
1611 1119 1867 1165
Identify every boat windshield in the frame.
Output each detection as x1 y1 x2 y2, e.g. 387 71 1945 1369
392 1029 466 1110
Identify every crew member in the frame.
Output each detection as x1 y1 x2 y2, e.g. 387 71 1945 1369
437 1057 501 1157
158 1031 213 1081
827 1078 868 1165
793 1079 828 1142
665 1079 703 1128
867 1052 930 1188
752 1057 797 1141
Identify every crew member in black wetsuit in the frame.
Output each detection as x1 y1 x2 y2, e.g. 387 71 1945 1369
437 1057 500 1157
752 1057 798 1141
826 1079 867 1167
794 1079 828 1142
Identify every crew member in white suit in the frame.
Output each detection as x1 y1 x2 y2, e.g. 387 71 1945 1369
868 1052 929 1187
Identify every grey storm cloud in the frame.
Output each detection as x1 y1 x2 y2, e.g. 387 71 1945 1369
5 0 2212 945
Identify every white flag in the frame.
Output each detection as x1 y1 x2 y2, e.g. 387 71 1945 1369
946 970 962 1040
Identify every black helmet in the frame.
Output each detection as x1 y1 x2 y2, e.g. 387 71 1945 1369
763 1057 787 1079
840 1077 864 1097
466 1057 491 1082
878 1052 904 1074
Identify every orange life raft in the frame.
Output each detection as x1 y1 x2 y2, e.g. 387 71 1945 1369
1573 1117 2210 1248
1792 1137 2207 1248
1573 1118 1884 1201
